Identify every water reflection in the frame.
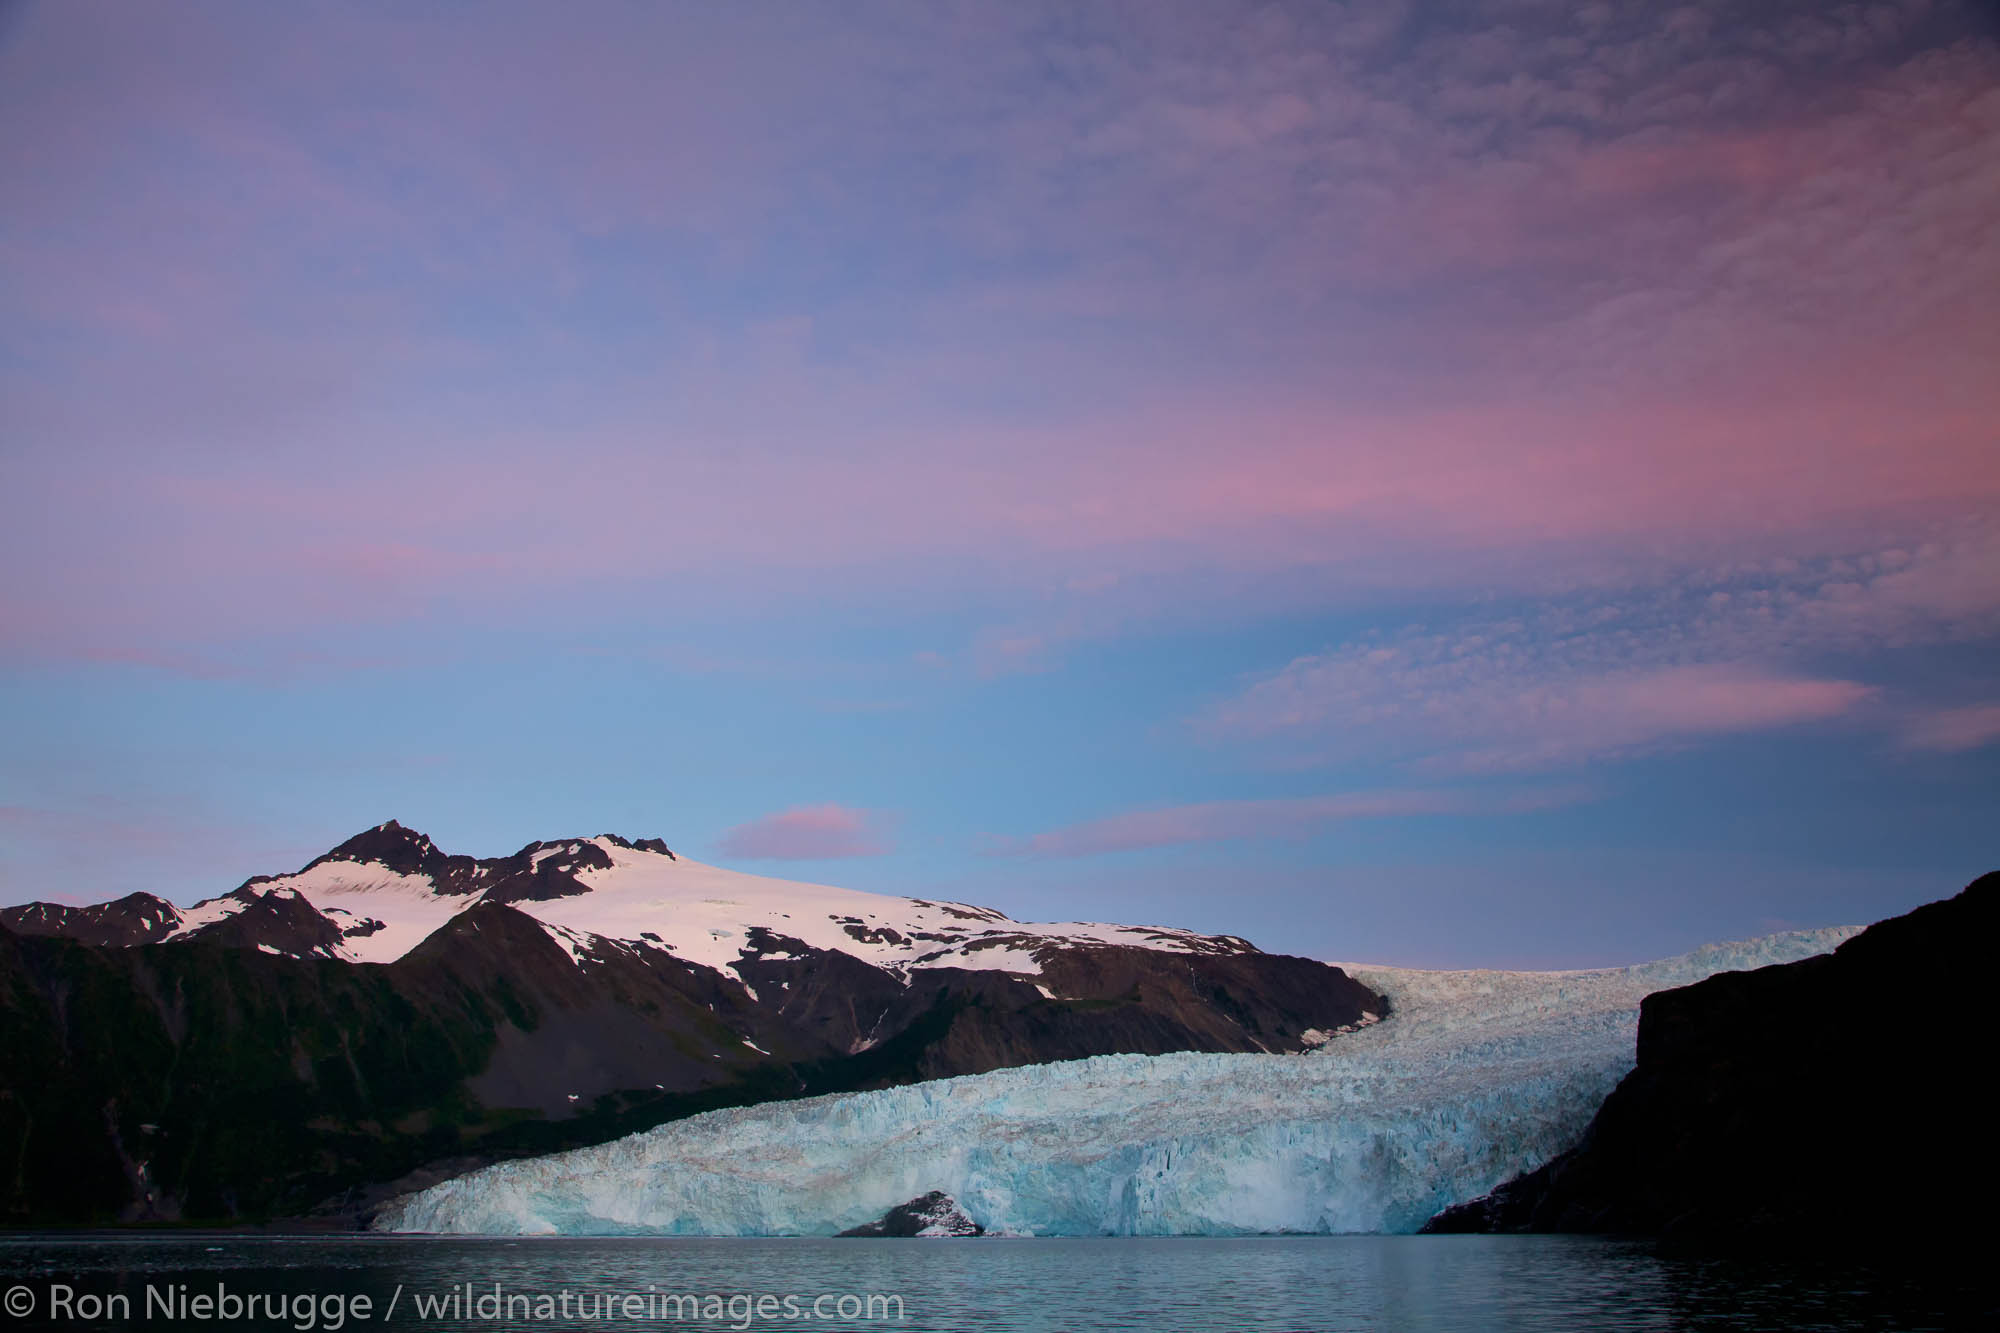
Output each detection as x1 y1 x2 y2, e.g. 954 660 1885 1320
0 1234 1982 1331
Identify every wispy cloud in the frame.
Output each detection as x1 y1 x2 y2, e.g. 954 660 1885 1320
1900 704 2000 754
1216 653 1874 775
981 786 1591 859
1204 530 2000 772
714 804 893 861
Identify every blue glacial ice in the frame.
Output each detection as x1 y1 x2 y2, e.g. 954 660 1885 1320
375 928 1856 1236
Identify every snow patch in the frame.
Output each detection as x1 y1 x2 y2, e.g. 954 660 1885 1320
167 895 251 934
173 861 464 963
538 921 605 968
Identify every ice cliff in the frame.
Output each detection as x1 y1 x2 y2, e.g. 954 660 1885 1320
375 928 1857 1236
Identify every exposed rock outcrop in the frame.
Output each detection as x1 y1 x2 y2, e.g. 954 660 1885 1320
836 1191 984 1237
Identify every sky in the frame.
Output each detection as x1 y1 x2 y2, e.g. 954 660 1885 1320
2 0 1996 967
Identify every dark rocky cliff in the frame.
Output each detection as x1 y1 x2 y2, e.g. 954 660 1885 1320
1425 871 1998 1248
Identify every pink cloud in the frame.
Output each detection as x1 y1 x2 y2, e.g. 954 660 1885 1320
714 804 893 861
983 786 1591 859
12 361 1992 673
2 0 1995 679
1214 598 1885 774
1438 666 1875 773
1900 704 2000 754
1594 667 1870 733
1190 525 2000 775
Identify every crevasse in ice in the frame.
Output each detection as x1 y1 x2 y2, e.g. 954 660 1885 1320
374 927 1856 1236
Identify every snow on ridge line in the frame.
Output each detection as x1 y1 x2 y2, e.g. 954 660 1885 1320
162 837 1257 975
373 924 1856 1239
528 842 1255 980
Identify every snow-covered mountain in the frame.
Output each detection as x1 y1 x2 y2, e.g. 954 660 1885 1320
0 820 1388 1224
11 820 1260 976
374 927 1858 1237
6 820 1387 1079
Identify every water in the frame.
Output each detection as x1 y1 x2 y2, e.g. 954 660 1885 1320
0 1234 1980 1331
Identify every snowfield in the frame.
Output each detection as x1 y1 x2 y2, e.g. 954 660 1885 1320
166 834 1256 974
513 841 1254 978
374 926 1857 1237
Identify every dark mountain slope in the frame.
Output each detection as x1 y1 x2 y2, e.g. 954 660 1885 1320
0 908 810 1225
1 899 1382 1226
0 892 183 946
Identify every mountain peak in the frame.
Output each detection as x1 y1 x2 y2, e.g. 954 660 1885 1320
309 820 449 876
600 833 676 859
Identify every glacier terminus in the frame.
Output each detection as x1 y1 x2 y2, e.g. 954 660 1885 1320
376 928 1855 1237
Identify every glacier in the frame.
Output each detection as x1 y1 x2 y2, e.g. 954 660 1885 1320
375 927 1857 1237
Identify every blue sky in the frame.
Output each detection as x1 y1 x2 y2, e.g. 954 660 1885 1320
2 0 1996 965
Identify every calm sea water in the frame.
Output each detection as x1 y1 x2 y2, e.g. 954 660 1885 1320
0 1234 1981 1332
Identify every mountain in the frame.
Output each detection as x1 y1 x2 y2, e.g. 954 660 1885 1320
373 928 1856 1236
0 892 183 947
6 819 1273 971
0 821 1384 1225
1422 873 1998 1248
